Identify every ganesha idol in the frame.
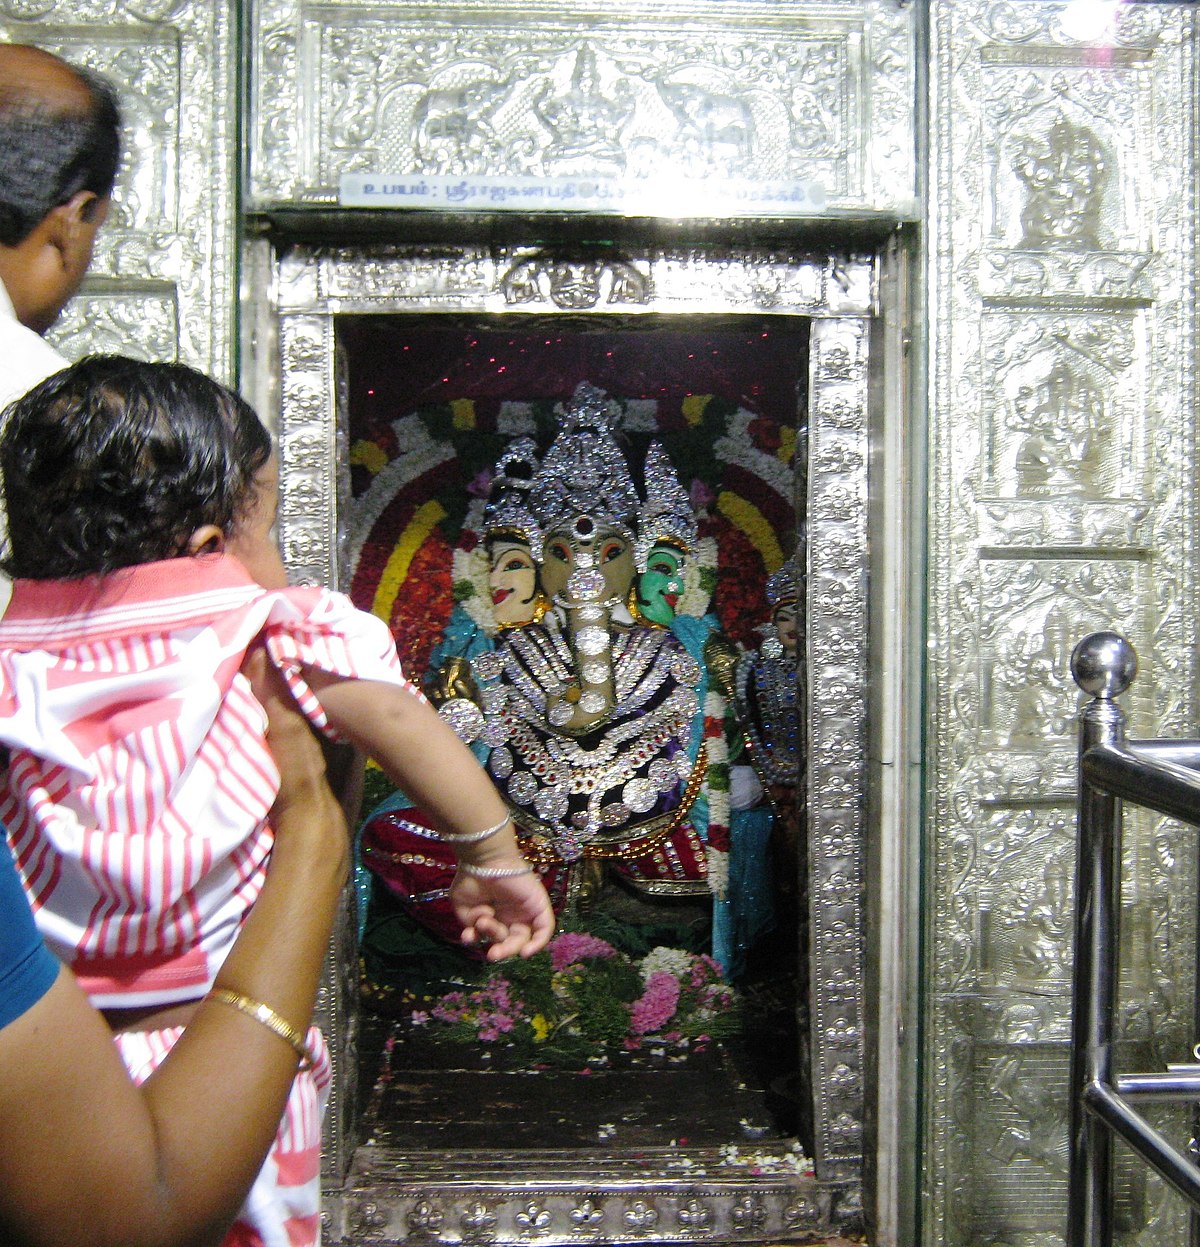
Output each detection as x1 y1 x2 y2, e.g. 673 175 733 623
358 383 733 958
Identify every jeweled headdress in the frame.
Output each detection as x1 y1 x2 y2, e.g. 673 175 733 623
634 440 697 572
529 382 639 542
765 554 800 608
484 436 544 551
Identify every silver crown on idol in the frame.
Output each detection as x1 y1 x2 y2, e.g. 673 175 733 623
634 440 697 572
529 382 640 544
765 554 800 608
483 436 544 550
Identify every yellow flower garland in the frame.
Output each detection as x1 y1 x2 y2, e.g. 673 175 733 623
371 499 447 623
681 394 711 426
350 439 389 475
715 490 783 574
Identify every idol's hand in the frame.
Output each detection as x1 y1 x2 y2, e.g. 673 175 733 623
703 630 740 701
426 656 479 708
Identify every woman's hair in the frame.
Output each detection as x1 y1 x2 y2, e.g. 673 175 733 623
0 355 272 580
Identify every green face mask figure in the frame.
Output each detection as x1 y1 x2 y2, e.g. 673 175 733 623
635 540 688 626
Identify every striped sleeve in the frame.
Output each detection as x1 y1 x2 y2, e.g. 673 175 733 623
262 589 426 739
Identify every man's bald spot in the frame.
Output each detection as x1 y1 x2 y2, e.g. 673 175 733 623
0 44 94 116
0 42 120 323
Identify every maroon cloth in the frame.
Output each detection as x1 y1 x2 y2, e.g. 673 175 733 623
360 803 707 951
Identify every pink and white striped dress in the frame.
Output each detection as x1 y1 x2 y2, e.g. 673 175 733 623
0 551 415 1007
0 552 418 1247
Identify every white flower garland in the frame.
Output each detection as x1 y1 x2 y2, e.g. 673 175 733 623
702 682 731 900
346 413 457 588
640 946 694 981
712 407 794 500
678 534 718 619
452 507 497 637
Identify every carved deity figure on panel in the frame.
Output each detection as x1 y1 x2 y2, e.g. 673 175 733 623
1000 842 1074 986
1010 114 1108 250
988 1050 1070 1174
1007 358 1109 498
532 46 634 176
1001 611 1075 748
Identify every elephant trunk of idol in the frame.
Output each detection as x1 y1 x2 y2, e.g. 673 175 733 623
547 567 617 734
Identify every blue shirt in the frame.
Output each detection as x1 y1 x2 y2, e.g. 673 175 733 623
0 837 58 1029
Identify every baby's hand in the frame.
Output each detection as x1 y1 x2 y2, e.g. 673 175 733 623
449 860 555 961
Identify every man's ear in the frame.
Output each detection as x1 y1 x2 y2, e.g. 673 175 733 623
78 192 108 225
43 192 102 259
187 525 225 557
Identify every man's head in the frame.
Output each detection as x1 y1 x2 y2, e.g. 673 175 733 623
0 44 121 333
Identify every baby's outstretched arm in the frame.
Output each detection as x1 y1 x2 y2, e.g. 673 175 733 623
451 866 557 962
304 672 555 959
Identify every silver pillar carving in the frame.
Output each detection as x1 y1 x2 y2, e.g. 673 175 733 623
925 4 1199 1244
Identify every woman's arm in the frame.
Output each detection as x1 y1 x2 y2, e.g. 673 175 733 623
0 653 348 1247
311 673 555 961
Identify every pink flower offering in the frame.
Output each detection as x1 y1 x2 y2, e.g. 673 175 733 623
631 971 681 1036
549 931 618 971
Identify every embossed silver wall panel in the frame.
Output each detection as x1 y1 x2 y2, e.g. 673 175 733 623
17 2 1200 1243
274 242 874 1238
807 315 870 1185
925 4 1198 1245
3 2 238 380
247 0 917 218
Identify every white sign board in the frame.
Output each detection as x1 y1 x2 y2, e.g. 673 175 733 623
340 174 827 216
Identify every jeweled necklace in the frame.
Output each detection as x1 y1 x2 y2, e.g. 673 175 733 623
737 646 801 786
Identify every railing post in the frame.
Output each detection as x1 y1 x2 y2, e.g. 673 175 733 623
1067 632 1137 1247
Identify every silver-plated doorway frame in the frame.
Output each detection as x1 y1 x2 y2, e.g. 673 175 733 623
270 242 873 1242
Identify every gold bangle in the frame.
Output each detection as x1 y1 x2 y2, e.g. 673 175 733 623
206 987 315 1070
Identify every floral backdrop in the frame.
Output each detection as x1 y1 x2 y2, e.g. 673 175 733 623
339 314 807 1086
341 314 807 682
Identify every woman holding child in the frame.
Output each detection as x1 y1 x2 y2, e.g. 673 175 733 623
0 356 555 1247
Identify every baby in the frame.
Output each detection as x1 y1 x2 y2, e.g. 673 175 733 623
0 355 553 1247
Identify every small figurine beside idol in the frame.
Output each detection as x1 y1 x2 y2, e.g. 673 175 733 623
726 555 805 928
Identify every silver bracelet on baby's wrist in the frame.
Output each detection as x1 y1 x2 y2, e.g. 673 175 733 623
439 815 511 846
457 861 534 879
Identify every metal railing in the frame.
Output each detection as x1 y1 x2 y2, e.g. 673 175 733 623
1068 631 1200 1246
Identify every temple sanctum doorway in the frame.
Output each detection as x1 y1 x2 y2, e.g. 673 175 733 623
264 240 877 1242
345 310 810 1154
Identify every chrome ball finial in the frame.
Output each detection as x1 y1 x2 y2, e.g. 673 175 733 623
1070 631 1137 699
